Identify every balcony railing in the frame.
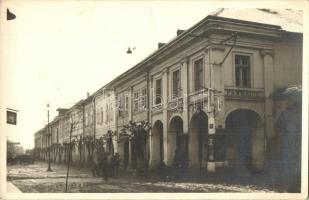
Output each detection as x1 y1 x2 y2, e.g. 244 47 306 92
188 89 209 105
152 103 163 114
167 97 183 111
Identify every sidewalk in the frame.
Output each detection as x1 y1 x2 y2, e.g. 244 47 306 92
7 181 22 193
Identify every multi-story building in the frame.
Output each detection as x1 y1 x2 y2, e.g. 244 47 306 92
34 9 302 186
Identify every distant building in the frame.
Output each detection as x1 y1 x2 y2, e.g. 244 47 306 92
7 140 23 162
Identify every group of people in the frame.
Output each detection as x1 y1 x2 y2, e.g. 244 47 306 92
91 146 120 182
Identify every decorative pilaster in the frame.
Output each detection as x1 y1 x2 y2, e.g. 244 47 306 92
128 138 132 168
207 44 226 173
260 48 275 172
148 129 156 169
181 57 189 135
113 92 118 141
148 75 156 168
207 112 216 172
128 86 133 121
260 49 275 139
162 68 170 165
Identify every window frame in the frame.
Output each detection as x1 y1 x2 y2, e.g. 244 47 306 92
125 94 129 111
172 69 181 97
233 53 253 88
100 107 103 124
193 57 204 92
133 91 139 112
85 112 89 126
155 78 162 105
140 87 147 110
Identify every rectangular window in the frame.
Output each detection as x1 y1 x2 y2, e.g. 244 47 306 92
100 107 103 124
89 111 92 125
155 79 162 104
133 91 139 112
109 103 113 121
85 112 89 126
194 58 204 91
106 105 109 122
97 110 100 125
125 95 129 111
117 95 121 110
141 88 147 110
117 95 123 117
235 55 251 88
173 70 181 97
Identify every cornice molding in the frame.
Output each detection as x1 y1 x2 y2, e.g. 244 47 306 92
180 56 189 65
162 68 169 74
260 49 274 57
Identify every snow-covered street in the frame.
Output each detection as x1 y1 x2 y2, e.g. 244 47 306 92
7 162 280 193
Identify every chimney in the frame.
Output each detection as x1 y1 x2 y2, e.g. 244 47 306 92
87 92 90 98
158 42 166 49
177 29 185 36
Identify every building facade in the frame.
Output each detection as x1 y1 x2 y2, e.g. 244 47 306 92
34 9 302 183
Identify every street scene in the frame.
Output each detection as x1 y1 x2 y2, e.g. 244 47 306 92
3 2 305 197
8 162 279 193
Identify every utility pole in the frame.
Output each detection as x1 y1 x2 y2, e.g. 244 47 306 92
47 104 52 172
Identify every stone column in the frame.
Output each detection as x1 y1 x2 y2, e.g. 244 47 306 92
148 129 156 169
162 68 170 165
128 86 133 121
148 75 156 169
113 92 118 132
113 92 118 155
113 135 118 153
207 45 226 173
261 49 275 138
260 49 274 171
207 113 216 172
128 138 132 168
181 57 189 135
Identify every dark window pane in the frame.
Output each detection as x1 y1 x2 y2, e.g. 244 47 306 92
155 79 162 104
194 58 203 91
134 92 139 112
235 56 240 65
236 67 240 87
235 55 250 88
173 70 181 97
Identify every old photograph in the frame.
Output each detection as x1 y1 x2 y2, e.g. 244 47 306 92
1 1 307 199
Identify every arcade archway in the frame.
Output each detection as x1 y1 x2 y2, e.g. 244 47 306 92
168 116 187 167
225 109 263 174
189 111 208 169
274 103 301 191
151 120 164 166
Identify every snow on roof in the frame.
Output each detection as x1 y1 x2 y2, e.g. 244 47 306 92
272 85 302 99
211 8 303 33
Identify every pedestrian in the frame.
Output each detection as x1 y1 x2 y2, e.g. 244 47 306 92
112 153 120 177
100 152 109 182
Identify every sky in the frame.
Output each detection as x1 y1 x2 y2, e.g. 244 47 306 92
1 1 217 149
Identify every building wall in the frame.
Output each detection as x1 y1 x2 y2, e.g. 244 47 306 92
273 33 302 89
95 90 117 138
69 107 84 137
116 89 130 128
84 101 94 137
34 16 302 174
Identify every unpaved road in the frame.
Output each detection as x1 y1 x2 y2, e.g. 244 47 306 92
7 162 279 193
